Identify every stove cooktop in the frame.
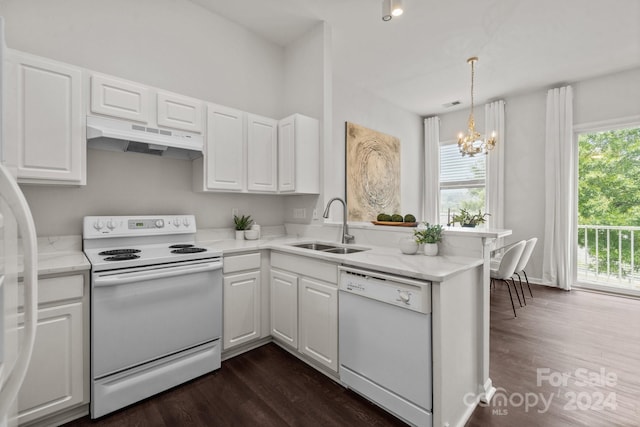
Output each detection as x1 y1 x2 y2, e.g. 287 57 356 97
82 215 222 271
84 242 221 271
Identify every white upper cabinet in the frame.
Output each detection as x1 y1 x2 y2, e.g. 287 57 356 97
278 114 319 194
90 73 151 123
247 114 278 192
90 74 204 134
157 91 203 133
4 50 85 185
204 103 246 191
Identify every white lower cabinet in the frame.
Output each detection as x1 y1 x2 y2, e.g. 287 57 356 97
223 252 262 350
269 269 298 348
299 277 338 371
223 271 261 349
17 273 88 425
269 252 338 373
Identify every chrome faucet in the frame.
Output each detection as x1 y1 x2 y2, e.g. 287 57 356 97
322 197 354 244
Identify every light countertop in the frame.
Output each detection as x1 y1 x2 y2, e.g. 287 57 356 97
24 233 484 283
18 236 91 278
198 237 483 283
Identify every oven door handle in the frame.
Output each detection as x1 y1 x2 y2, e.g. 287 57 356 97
94 261 222 287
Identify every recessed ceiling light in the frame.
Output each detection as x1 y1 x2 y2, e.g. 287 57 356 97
391 0 404 17
382 0 403 22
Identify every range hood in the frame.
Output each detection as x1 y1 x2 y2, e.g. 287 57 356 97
86 115 203 160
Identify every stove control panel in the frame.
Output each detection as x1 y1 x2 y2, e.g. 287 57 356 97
84 215 197 237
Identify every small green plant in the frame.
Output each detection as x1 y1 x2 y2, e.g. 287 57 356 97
377 213 392 221
451 209 490 227
391 214 404 222
233 214 253 230
403 214 416 223
414 223 444 244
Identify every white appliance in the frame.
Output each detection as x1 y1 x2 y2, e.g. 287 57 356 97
83 215 223 418
0 17 39 427
86 115 204 160
338 266 433 427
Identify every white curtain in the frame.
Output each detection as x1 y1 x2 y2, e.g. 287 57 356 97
423 117 440 224
542 86 575 290
485 100 505 230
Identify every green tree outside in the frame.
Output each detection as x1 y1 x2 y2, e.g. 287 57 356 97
578 127 640 280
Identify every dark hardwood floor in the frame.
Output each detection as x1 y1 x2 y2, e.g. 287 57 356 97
64 284 640 427
469 283 640 427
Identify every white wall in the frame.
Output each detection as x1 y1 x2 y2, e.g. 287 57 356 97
0 0 290 236
21 149 287 236
329 76 424 222
0 0 284 117
281 22 330 224
438 66 640 283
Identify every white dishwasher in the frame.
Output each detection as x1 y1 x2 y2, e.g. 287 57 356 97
339 266 432 427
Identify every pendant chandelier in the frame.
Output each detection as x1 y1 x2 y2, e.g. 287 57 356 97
457 57 496 157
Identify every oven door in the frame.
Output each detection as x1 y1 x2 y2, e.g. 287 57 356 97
91 259 222 379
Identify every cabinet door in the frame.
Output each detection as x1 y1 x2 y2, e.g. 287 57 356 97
299 277 338 371
90 73 150 123
247 114 278 192
223 271 260 350
206 104 245 191
277 115 295 192
4 51 84 184
17 302 84 424
270 269 298 349
157 91 203 133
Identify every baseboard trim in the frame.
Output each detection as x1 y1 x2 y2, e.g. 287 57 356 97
221 337 272 361
573 283 640 300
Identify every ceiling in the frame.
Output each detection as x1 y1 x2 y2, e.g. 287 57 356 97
190 0 640 116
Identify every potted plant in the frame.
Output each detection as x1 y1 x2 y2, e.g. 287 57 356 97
414 223 444 256
233 214 253 240
451 209 490 228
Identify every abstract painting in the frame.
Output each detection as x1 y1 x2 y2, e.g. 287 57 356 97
345 122 400 221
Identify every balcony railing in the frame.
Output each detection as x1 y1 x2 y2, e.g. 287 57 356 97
577 225 640 290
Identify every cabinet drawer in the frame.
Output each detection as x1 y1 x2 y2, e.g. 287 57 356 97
271 252 337 284
19 274 84 308
223 252 261 274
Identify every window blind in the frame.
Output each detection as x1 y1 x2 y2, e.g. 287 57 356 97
439 143 486 188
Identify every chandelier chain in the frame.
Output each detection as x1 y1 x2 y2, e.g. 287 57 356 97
470 58 475 117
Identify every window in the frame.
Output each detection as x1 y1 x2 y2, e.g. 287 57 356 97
577 125 640 293
439 142 486 224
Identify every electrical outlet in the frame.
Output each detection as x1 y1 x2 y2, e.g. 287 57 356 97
232 208 238 219
293 208 306 219
312 208 318 219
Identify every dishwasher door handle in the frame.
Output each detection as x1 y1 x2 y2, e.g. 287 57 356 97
94 261 222 287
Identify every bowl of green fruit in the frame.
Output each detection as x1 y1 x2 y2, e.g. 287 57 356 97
372 213 417 227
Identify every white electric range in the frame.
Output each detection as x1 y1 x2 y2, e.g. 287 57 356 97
83 215 223 419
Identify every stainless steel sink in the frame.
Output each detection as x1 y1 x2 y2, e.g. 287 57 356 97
291 242 338 251
289 242 369 255
323 247 367 254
